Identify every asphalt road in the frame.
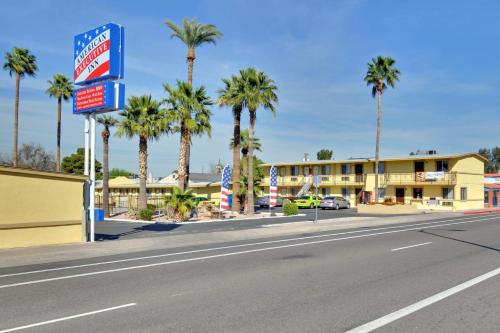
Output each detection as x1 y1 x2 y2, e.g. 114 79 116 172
1 213 499 332
95 208 393 241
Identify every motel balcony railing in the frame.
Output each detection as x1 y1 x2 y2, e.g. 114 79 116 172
262 174 367 186
381 172 457 185
261 172 457 187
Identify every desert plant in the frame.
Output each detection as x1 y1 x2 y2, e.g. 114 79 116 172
166 187 196 222
283 202 299 216
138 208 154 221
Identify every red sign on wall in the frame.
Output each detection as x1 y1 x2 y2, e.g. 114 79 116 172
75 84 105 111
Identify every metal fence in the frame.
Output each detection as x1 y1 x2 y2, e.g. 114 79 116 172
95 195 167 215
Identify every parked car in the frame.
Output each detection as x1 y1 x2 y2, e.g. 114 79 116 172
293 195 322 208
193 197 214 207
319 196 350 210
256 196 284 208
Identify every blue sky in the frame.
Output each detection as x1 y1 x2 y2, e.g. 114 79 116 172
1 0 499 176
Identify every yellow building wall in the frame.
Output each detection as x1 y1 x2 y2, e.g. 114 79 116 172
0 166 86 249
260 155 485 211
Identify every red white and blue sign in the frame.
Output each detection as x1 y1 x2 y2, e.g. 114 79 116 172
73 82 125 114
74 23 124 85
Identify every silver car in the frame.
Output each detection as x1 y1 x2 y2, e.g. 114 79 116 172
319 196 350 210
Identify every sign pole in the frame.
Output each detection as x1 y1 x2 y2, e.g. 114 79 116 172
89 114 96 242
315 183 318 223
83 115 90 241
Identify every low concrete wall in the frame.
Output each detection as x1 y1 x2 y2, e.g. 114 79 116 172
357 204 419 215
0 166 86 249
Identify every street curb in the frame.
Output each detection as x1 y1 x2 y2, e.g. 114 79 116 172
463 209 500 215
105 213 308 225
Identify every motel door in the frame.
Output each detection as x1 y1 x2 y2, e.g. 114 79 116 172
355 164 363 182
396 188 405 204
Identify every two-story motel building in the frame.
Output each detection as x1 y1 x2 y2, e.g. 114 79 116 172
260 152 486 211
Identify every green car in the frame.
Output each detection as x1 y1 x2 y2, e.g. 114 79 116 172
293 195 322 208
193 197 214 207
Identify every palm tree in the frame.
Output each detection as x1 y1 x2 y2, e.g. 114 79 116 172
163 80 213 190
217 75 244 212
97 115 118 217
231 129 262 180
3 47 38 167
364 56 400 202
47 74 74 172
166 187 196 222
231 130 262 212
238 68 278 215
165 18 223 84
116 95 171 210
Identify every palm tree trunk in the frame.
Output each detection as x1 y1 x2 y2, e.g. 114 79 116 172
187 48 195 85
185 133 191 187
242 152 248 213
231 109 241 213
102 128 110 217
374 82 383 203
12 73 20 167
138 134 148 210
177 122 189 190
247 110 256 215
56 97 62 172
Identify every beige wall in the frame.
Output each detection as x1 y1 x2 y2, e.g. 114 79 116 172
0 166 86 249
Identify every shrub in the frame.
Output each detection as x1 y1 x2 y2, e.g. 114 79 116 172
165 187 196 222
283 202 299 216
138 208 154 221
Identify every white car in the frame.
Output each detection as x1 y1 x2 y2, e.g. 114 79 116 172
319 196 350 210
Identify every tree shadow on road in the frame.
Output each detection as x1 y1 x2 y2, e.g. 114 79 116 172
95 223 182 241
419 230 499 252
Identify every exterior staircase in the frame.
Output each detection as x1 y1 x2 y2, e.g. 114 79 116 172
297 177 312 196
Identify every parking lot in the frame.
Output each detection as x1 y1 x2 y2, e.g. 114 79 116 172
95 207 370 241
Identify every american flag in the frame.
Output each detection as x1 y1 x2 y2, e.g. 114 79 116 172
220 165 232 211
269 166 278 207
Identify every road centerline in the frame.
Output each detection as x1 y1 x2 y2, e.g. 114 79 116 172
391 242 432 252
0 303 136 333
345 267 500 333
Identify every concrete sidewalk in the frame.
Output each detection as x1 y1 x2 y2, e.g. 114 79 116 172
0 212 463 269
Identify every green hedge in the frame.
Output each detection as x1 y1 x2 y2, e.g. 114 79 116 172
283 202 299 216
138 208 154 221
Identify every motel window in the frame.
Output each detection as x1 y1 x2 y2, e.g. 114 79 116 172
291 188 298 196
460 187 467 201
321 165 330 175
279 167 286 177
341 164 351 175
291 166 299 176
378 188 385 199
321 188 331 196
313 166 319 176
436 160 449 172
413 188 423 199
442 187 454 200
341 187 351 199
303 166 311 176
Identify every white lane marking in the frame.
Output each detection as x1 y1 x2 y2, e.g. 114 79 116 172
391 242 432 252
0 303 136 333
346 267 500 333
1 214 496 279
0 217 496 290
